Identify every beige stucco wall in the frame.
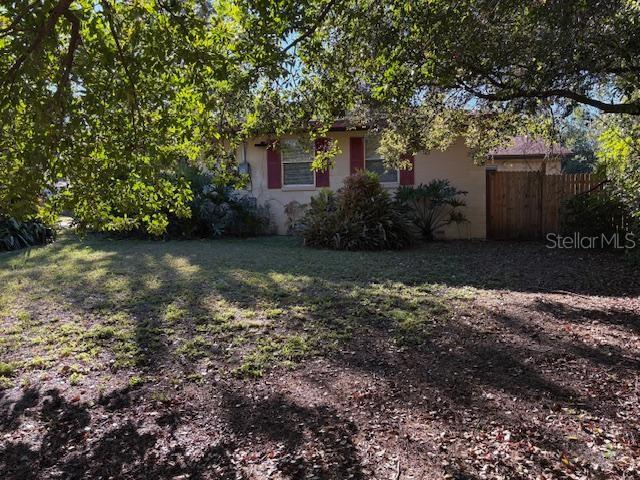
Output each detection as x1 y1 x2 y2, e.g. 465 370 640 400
486 158 562 174
239 131 486 239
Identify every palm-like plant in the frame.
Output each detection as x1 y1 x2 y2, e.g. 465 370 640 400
396 180 468 240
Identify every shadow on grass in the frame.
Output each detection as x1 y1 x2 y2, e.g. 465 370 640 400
0 236 638 478
221 388 364 479
533 297 640 334
0 385 365 480
3 235 637 402
0 387 242 480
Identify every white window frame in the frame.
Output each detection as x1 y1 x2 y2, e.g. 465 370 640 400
364 137 399 185
280 139 316 189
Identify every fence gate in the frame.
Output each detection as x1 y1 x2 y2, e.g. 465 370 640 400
486 171 600 240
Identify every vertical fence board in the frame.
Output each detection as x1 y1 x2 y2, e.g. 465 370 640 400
486 171 599 240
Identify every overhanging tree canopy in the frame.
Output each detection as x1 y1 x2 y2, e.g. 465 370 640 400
0 0 332 233
2 0 639 233
288 0 640 162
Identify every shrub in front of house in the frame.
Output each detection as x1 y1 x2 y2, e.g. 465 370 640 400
168 166 270 238
396 180 468 241
193 186 270 238
300 171 415 250
0 217 55 251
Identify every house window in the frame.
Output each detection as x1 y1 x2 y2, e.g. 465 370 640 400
365 136 398 183
281 139 314 186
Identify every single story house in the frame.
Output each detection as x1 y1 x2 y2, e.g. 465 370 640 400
236 125 487 239
487 136 573 174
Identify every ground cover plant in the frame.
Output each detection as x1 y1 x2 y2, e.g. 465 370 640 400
0 235 639 479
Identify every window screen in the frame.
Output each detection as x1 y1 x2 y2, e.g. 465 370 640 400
281 140 314 186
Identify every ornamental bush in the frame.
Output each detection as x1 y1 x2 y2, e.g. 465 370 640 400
301 171 415 250
396 180 468 241
560 189 633 246
0 217 55 251
168 166 270 239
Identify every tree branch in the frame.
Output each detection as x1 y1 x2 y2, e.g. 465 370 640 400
453 53 640 115
282 0 340 54
462 84 640 115
55 9 82 98
100 0 143 136
1 0 74 89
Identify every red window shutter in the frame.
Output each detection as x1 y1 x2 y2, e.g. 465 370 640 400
266 143 282 189
399 154 415 185
315 137 330 187
349 137 365 174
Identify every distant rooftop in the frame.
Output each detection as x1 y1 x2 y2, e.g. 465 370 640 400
490 136 572 158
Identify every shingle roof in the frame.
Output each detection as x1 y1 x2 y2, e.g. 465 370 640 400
490 136 572 158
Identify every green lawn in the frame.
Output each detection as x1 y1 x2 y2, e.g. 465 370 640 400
1 235 638 479
0 235 475 386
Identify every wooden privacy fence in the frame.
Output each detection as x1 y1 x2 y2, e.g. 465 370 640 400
486 171 601 240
